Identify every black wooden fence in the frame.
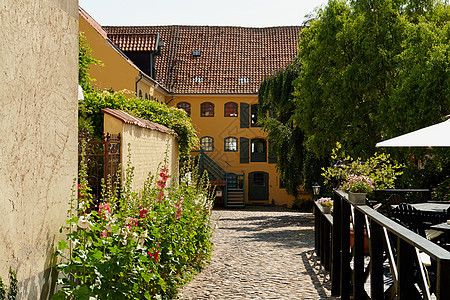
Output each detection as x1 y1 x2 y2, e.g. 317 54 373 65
314 190 450 299
78 132 121 201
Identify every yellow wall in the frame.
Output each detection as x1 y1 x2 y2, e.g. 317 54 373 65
104 114 179 192
79 13 169 103
79 15 138 93
0 0 79 298
171 95 301 207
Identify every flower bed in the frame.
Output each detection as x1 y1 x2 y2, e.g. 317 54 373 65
54 147 214 299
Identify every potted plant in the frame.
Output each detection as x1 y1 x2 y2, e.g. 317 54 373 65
317 197 333 214
341 175 374 205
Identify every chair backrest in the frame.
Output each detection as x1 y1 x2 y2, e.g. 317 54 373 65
385 194 407 216
392 203 426 236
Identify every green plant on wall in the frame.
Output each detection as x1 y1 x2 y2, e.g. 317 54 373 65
0 268 18 300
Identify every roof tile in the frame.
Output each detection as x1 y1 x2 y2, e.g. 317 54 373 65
104 25 302 94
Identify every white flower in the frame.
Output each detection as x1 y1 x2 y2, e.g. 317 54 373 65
78 215 91 229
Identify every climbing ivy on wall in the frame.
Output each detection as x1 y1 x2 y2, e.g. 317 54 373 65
258 66 310 197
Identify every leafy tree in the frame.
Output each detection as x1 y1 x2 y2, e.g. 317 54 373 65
259 0 449 195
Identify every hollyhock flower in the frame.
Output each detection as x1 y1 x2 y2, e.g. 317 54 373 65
175 208 182 220
148 249 160 262
139 208 148 219
78 215 90 229
105 223 113 232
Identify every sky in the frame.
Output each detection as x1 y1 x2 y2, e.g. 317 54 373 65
79 0 329 27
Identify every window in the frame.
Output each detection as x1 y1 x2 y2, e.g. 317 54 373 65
251 104 262 127
193 50 201 56
224 102 238 117
138 90 142 98
224 137 238 152
145 93 148 100
200 136 214 152
238 77 249 84
177 102 191 117
193 76 203 83
201 102 214 117
251 138 267 162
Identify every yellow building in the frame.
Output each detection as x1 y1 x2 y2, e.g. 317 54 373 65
104 25 307 207
79 8 169 103
80 12 306 207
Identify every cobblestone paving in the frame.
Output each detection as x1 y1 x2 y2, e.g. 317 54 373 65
177 207 339 299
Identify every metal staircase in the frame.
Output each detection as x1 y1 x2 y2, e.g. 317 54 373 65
193 150 245 207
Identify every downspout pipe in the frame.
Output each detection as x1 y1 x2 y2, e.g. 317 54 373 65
135 73 143 97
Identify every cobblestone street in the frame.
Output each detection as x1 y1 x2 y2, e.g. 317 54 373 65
177 207 339 299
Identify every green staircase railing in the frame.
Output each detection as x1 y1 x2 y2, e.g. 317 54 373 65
192 150 245 207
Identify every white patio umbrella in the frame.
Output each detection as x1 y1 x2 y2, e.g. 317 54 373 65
376 119 450 147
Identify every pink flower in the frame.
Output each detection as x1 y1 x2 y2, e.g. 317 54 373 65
100 230 107 238
175 208 182 220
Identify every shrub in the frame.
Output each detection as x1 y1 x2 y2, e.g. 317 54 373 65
322 142 404 190
54 144 214 299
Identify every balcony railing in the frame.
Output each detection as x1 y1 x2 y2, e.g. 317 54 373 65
314 190 450 299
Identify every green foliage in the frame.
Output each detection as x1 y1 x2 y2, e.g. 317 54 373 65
259 0 448 193
54 144 214 299
258 67 306 197
0 268 18 300
322 143 404 190
433 176 450 201
78 32 102 92
294 0 449 160
80 90 198 156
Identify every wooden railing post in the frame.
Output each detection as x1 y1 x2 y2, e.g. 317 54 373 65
331 191 341 296
437 259 450 299
370 220 384 299
397 238 418 299
353 208 365 299
340 199 351 300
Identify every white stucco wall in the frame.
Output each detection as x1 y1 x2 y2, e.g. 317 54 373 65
0 0 78 298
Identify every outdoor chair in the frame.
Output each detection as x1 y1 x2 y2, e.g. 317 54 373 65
385 193 407 217
391 203 426 236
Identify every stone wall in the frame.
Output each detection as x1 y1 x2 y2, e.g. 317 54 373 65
104 112 179 192
0 0 79 298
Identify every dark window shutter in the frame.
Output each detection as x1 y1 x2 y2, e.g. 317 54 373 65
268 139 277 164
240 103 249 128
240 137 249 163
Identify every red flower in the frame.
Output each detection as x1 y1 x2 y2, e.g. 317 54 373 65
139 209 148 219
148 249 160 262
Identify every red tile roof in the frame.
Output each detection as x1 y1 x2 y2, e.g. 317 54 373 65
108 33 159 52
104 25 302 94
102 108 174 134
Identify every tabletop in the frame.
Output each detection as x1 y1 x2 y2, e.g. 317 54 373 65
430 222 450 233
409 203 450 213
